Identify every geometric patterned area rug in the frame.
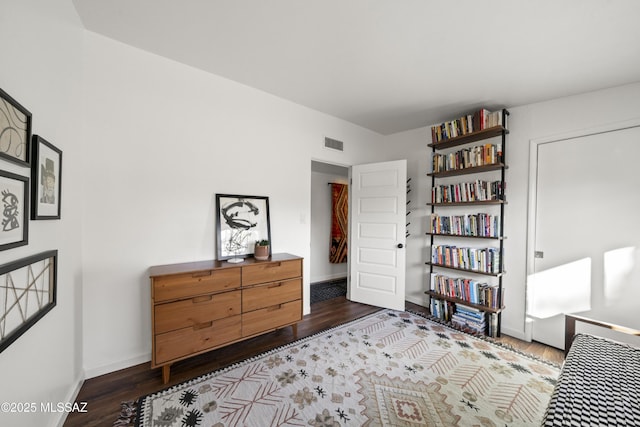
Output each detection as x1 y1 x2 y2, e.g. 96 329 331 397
135 310 559 426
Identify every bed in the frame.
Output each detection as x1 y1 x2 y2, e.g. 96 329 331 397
542 314 640 426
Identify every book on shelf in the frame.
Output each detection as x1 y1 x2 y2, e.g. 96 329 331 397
430 108 506 144
487 313 499 338
431 245 502 274
431 180 504 204
451 317 486 333
452 312 484 323
430 298 455 322
431 142 503 174
455 304 484 319
429 272 503 308
429 213 501 237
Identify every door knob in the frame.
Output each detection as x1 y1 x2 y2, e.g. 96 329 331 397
397 243 404 249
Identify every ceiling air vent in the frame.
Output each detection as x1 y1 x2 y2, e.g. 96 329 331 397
324 137 344 151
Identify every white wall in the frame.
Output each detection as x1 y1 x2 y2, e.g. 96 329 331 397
383 128 431 306
310 162 348 283
0 1 85 426
79 31 388 377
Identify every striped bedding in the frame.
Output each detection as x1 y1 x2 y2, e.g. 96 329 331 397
543 333 640 426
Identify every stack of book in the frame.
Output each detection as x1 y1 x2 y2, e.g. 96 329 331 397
451 304 486 334
430 108 505 144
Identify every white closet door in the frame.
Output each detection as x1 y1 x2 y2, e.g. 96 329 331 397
528 125 640 349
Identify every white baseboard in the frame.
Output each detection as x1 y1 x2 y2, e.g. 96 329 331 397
54 373 84 427
84 353 151 379
523 317 533 342
501 325 529 341
405 295 427 308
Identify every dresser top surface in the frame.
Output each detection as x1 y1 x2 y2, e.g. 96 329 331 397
149 253 302 277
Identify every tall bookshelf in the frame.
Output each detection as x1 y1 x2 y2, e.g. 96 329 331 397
426 108 509 337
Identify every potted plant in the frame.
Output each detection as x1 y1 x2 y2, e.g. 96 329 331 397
254 239 270 260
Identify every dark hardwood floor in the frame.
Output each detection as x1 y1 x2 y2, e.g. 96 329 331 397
64 298 563 426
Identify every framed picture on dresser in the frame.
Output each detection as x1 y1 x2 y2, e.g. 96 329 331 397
215 194 271 261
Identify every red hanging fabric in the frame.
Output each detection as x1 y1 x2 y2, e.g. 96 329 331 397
329 183 348 263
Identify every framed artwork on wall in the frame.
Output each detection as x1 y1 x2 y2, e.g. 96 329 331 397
0 169 28 251
0 87 32 167
0 250 57 354
216 194 271 262
31 135 62 220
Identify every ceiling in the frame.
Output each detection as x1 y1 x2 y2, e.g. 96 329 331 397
72 0 640 135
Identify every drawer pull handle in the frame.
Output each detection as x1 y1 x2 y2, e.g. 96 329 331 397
267 304 283 312
192 295 212 304
192 271 212 278
267 283 283 289
266 262 282 269
193 321 213 330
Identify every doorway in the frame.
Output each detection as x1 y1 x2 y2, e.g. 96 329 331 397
310 161 349 302
310 159 408 310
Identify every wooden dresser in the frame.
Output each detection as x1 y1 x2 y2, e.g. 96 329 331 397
149 253 303 383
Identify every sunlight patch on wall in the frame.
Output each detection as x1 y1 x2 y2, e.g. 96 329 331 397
527 258 591 319
604 247 636 304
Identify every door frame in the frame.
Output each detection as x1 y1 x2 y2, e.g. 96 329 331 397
525 118 640 340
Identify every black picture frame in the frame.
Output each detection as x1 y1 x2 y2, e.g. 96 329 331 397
0 169 29 251
0 250 57 354
31 135 62 220
215 194 271 261
0 87 32 167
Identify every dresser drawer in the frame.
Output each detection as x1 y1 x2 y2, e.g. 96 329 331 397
154 315 242 365
242 279 301 312
154 290 241 334
242 300 301 337
153 267 241 302
242 259 302 286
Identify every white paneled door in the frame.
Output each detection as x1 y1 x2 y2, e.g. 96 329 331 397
348 160 406 311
